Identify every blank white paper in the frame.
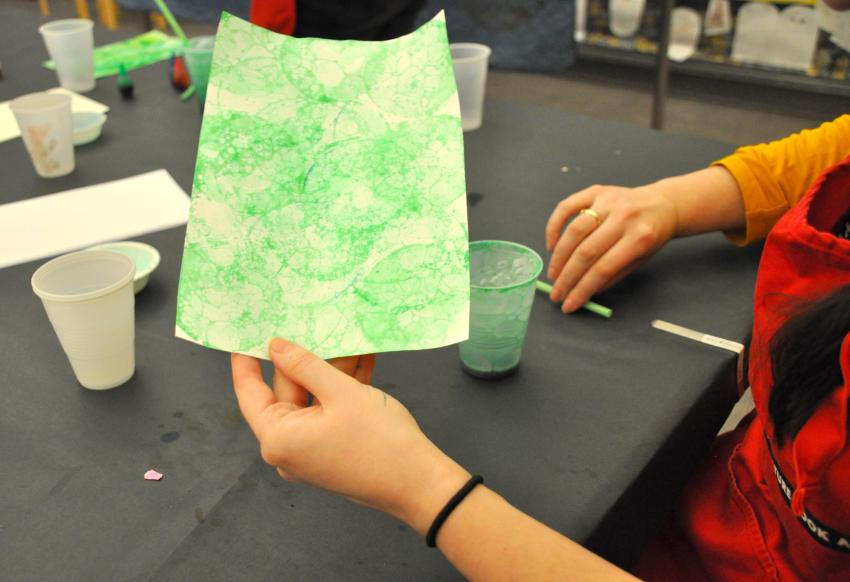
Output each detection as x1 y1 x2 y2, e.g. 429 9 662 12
0 169 190 269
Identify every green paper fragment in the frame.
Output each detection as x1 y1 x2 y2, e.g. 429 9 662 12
43 30 183 78
175 11 469 360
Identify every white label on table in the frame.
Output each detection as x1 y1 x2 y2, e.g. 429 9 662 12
652 319 746 389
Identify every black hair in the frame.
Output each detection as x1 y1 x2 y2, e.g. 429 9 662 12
769 284 850 447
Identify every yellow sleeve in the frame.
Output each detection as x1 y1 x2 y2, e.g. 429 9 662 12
712 115 850 245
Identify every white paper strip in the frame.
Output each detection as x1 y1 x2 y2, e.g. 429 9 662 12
0 170 190 269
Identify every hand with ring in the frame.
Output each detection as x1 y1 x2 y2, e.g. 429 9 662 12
544 183 679 312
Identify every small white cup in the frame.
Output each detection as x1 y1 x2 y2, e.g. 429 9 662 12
39 19 95 93
10 92 75 178
450 43 491 132
32 250 136 390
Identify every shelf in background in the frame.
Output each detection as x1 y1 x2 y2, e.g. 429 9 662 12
578 40 850 97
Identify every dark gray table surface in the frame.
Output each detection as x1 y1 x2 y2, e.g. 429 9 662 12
0 5 761 580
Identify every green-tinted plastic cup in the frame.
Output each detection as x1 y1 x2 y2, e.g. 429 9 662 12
459 240 543 379
183 35 215 110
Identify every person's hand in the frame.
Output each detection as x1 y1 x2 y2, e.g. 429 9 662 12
544 184 679 312
329 354 376 383
232 339 470 535
271 353 376 407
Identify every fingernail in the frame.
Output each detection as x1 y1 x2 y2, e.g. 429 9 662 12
551 290 563 303
562 298 578 313
269 338 285 354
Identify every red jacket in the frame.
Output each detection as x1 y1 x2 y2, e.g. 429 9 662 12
250 0 296 35
637 159 850 580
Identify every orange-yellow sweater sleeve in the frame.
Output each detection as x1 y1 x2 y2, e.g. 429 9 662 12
713 115 850 245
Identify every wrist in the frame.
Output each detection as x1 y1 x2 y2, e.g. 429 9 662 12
391 441 471 536
643 177 684 238
649 167 744 237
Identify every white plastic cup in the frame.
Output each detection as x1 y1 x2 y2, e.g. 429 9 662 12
10 92 75 178
39 19 95 93
32 250 136 390
450 43 491 132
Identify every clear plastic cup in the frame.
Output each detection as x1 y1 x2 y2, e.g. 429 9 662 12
10 92 75 178
183 36 216 110
459 241 543 379
32 250 136 390
450 43 491 132
39 19 95 93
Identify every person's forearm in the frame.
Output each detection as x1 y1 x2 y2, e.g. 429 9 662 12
396 453 636 582
433 486 637 581
651 166 745 238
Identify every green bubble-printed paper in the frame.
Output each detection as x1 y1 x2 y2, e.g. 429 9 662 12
175 11 469 360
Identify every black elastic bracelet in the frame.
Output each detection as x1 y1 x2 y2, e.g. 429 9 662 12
426 475 484 548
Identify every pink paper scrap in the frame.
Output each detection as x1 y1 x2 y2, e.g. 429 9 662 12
144 469 163 481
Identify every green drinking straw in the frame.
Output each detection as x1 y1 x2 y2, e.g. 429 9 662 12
153 0 189 45
180 85 196 101
535 280 612 319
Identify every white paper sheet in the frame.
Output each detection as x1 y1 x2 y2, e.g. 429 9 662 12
0 170 190 269
0 88 110 143
732 4 818 72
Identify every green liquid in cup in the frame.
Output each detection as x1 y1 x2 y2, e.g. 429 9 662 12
184 36 215 110
459 241 543 379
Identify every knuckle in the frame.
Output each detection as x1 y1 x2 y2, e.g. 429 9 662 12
260 445 278 466
618 202 639 220
633 224 658 248
593 188 614 203
566 220 591 239
285 350 314 376
555 269 576 289
574 245 598 263
593 263 615 280
551 283 568 299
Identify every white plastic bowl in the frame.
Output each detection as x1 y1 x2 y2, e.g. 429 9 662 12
72 111 107 145
87 241 160 293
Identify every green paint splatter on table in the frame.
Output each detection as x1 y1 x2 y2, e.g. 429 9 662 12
43 30 183 78
175 12 469 360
